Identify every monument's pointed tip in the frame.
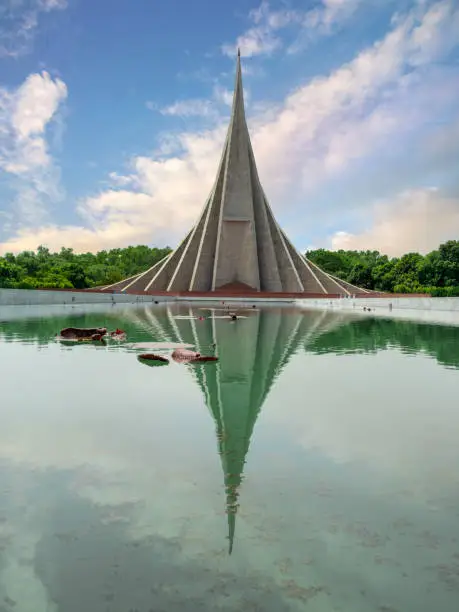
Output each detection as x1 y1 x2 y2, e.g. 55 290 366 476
231 46 245 118
227 511 235 555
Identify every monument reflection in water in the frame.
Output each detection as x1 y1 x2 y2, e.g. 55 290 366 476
2 305 459 611
127 305 346 554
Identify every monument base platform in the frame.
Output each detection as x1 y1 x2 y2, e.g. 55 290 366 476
94 289 429 300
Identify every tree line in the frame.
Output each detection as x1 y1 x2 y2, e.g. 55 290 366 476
0 240 458 295
306 240 459 296
0 245 172 290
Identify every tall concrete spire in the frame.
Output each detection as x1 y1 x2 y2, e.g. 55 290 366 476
102 54 371 296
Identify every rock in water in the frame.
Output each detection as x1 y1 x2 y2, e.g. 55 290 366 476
190 355 218 363
171 348 201 362
110 328 127 340
137 353 169 366
171 348 218 363
59 327 107 340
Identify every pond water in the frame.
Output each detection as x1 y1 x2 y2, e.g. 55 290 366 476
1 304 459 612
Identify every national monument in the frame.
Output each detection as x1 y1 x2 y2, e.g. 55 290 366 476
101 51 370 297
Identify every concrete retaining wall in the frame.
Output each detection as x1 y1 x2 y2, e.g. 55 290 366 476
297 296 459 326
0 288 172 306
3 289 459 327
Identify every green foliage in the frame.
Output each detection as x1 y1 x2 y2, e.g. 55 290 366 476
0 245 172 290
1 239 459 294
306 240 459 294
306 317 459 369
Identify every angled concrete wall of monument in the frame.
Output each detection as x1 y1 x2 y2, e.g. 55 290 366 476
100 52 371 297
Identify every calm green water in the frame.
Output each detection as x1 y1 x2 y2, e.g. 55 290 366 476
1 304 459 612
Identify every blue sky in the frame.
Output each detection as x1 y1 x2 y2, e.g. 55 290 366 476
0 0 458 256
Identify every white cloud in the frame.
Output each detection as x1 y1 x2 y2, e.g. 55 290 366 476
287 0 365 54
12 72 66 140
107 172 135 188
268 350 459 497
160 98 218 119
247 1 459 198
155 85 238 123
222 25 282 58
0 125 227 253
221 0 364 58
322 0 361 23
0 0 67 58
409 0 459 64
331 188 459 256
1 0 458 255
221 1 298 58
240 63 265 77
0 71 67 224
41 0 67 8
212 85 234 107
